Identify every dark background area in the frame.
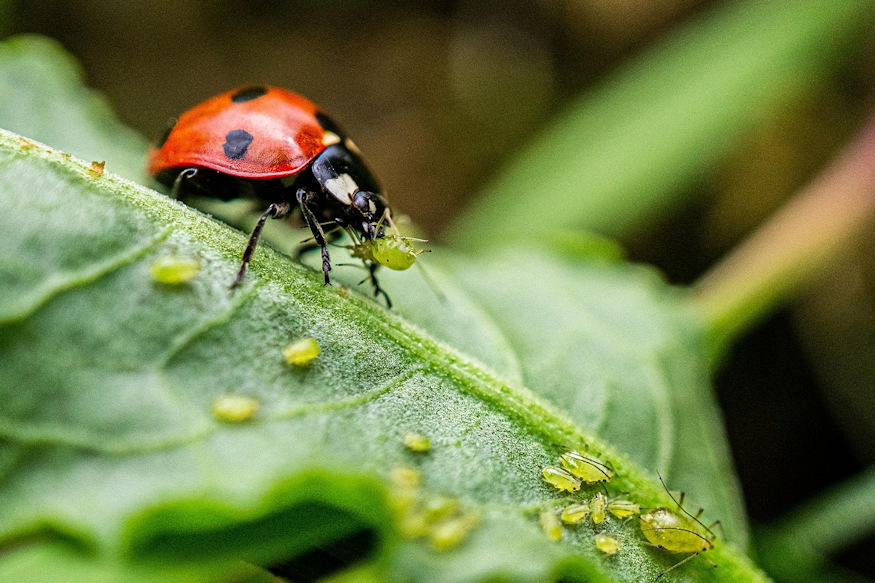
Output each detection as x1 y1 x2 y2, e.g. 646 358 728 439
5 1 875 579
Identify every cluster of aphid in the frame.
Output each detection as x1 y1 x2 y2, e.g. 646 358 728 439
541 450 718 579
389 465 480 551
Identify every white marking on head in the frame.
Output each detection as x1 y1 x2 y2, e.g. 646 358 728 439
324 173 359 204
322 131 341 147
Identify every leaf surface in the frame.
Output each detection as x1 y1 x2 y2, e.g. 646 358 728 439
0 36 768 583
0 129 766 582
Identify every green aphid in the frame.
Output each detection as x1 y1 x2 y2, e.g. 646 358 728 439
150 255 200 284
591 492 608 524
539 508 563 541
559 451 613 483
352 234 424 271
542 465 582 492
390 465 422 491
594 533 621 554
283 337 320 366
403 432 431 453
608 499 640 519
211 395 259 423
428 511 480 551
639 475 719 578
560 503 591 525
421 495 460 523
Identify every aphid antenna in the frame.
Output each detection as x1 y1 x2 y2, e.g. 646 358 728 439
414 259 448 304
656 472 716 541
653 551 703 581
570 453 614 481
639 524 712 546
334 262 369 270
559 446 614 471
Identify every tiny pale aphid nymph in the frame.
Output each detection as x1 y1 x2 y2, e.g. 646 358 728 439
542 466 582 492
590 492 608 524
594 533 621 555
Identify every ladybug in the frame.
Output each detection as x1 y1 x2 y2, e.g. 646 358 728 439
148 85 393 304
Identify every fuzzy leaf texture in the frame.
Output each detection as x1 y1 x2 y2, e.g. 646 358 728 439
0 36 770 583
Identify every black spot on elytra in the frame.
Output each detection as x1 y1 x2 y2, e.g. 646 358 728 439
231 86 268 103
155 118 177 148
315 111 346 138
223 129 254 160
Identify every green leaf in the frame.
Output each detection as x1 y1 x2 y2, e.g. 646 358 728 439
0 35 768 582
755 466 875 583
449 0 875 247
0 35 149 182
0 130 769 582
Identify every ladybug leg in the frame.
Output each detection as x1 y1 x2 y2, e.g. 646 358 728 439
170 168 198 200
230 201 291 289
296 188 332 284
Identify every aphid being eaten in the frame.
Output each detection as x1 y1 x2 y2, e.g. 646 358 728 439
345 211 427 306
639 476 718 580
351 233 425 272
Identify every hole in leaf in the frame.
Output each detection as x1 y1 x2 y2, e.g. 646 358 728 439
266 528 378 582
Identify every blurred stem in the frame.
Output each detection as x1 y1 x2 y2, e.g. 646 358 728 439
756 466 875 580
692 112 875 354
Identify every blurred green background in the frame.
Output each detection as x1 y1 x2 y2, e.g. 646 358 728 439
5 0 875 579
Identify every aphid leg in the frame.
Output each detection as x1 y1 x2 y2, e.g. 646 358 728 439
294 225 343 258
296 188 332 284
367 262 392 308
655 552 700 581
230 201 291 289
170 167 198 200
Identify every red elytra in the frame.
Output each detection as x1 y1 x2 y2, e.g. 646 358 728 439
148 86 331 179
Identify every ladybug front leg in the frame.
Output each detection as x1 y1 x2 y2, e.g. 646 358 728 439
230 201 291 289
296 188 332 284
169 168 198 200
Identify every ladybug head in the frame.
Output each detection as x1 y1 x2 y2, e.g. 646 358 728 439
353 190 388 239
